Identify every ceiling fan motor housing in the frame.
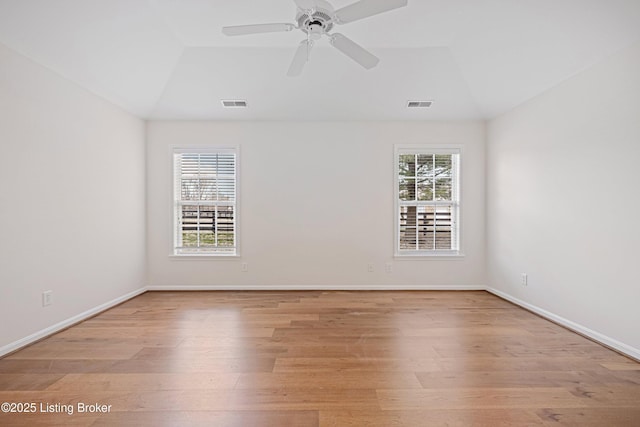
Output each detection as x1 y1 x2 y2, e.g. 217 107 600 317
297 9 334 34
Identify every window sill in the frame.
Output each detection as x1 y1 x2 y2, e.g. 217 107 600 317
394 253 465 260
169 254 240 260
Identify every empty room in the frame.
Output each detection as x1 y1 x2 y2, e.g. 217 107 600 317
1 0 639 425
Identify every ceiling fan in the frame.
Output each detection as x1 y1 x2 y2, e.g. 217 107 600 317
222 0 408 76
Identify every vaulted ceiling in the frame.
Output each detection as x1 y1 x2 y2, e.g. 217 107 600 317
1 0 639 120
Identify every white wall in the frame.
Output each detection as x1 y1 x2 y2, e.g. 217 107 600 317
0 43 146 352
147 121 486 289
487 42 640 356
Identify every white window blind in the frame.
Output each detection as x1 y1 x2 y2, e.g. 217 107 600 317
395 147 460 256
173 149 237 255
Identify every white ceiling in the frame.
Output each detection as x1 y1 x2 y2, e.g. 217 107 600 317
0 0 639 120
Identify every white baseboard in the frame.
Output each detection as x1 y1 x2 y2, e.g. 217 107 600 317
486 287 640 361
0 287 147 358
146 284 485 291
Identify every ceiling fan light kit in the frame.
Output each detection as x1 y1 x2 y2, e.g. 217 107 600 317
222 0 408 76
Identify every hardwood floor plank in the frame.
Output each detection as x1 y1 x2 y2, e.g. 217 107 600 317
377 387 586 410
437 356 617 372
5 344 144 360
90 410 319 427
45 373 240 392
319 409 544 427
0 413 98 427
0 374 66 391
42 335 185 348
224 388 380 411
272 327 402 339
131 346 287 359
566 385 640 406
274 342 440 358
601 369 640 385
273 357 442 373
402 326 534 337
235 372 423 390
601 362 640 371
104 357 276 374
0 360 117 374
58 326 275 338
536 407 640 426
415 370 630 389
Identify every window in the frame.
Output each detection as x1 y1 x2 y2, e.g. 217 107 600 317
395 146 460 256
173 148 237 255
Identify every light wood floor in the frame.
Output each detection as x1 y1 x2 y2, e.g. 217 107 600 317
0 291 639 426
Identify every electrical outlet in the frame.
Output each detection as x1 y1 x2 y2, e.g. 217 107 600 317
385 263 393 273
42 290 52 307
367 263 374 273
241 263 249 272
521 273 528 286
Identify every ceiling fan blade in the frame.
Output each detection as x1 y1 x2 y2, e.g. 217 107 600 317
334 0 408 24
293 0 317 10
287 40 314 77
330 33 379 69
222 23 295 36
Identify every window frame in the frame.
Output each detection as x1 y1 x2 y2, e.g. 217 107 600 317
172 146 240 258
393 144 463 258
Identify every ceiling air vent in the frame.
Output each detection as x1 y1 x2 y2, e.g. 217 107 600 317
221 100 248 108
407 100 433 108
